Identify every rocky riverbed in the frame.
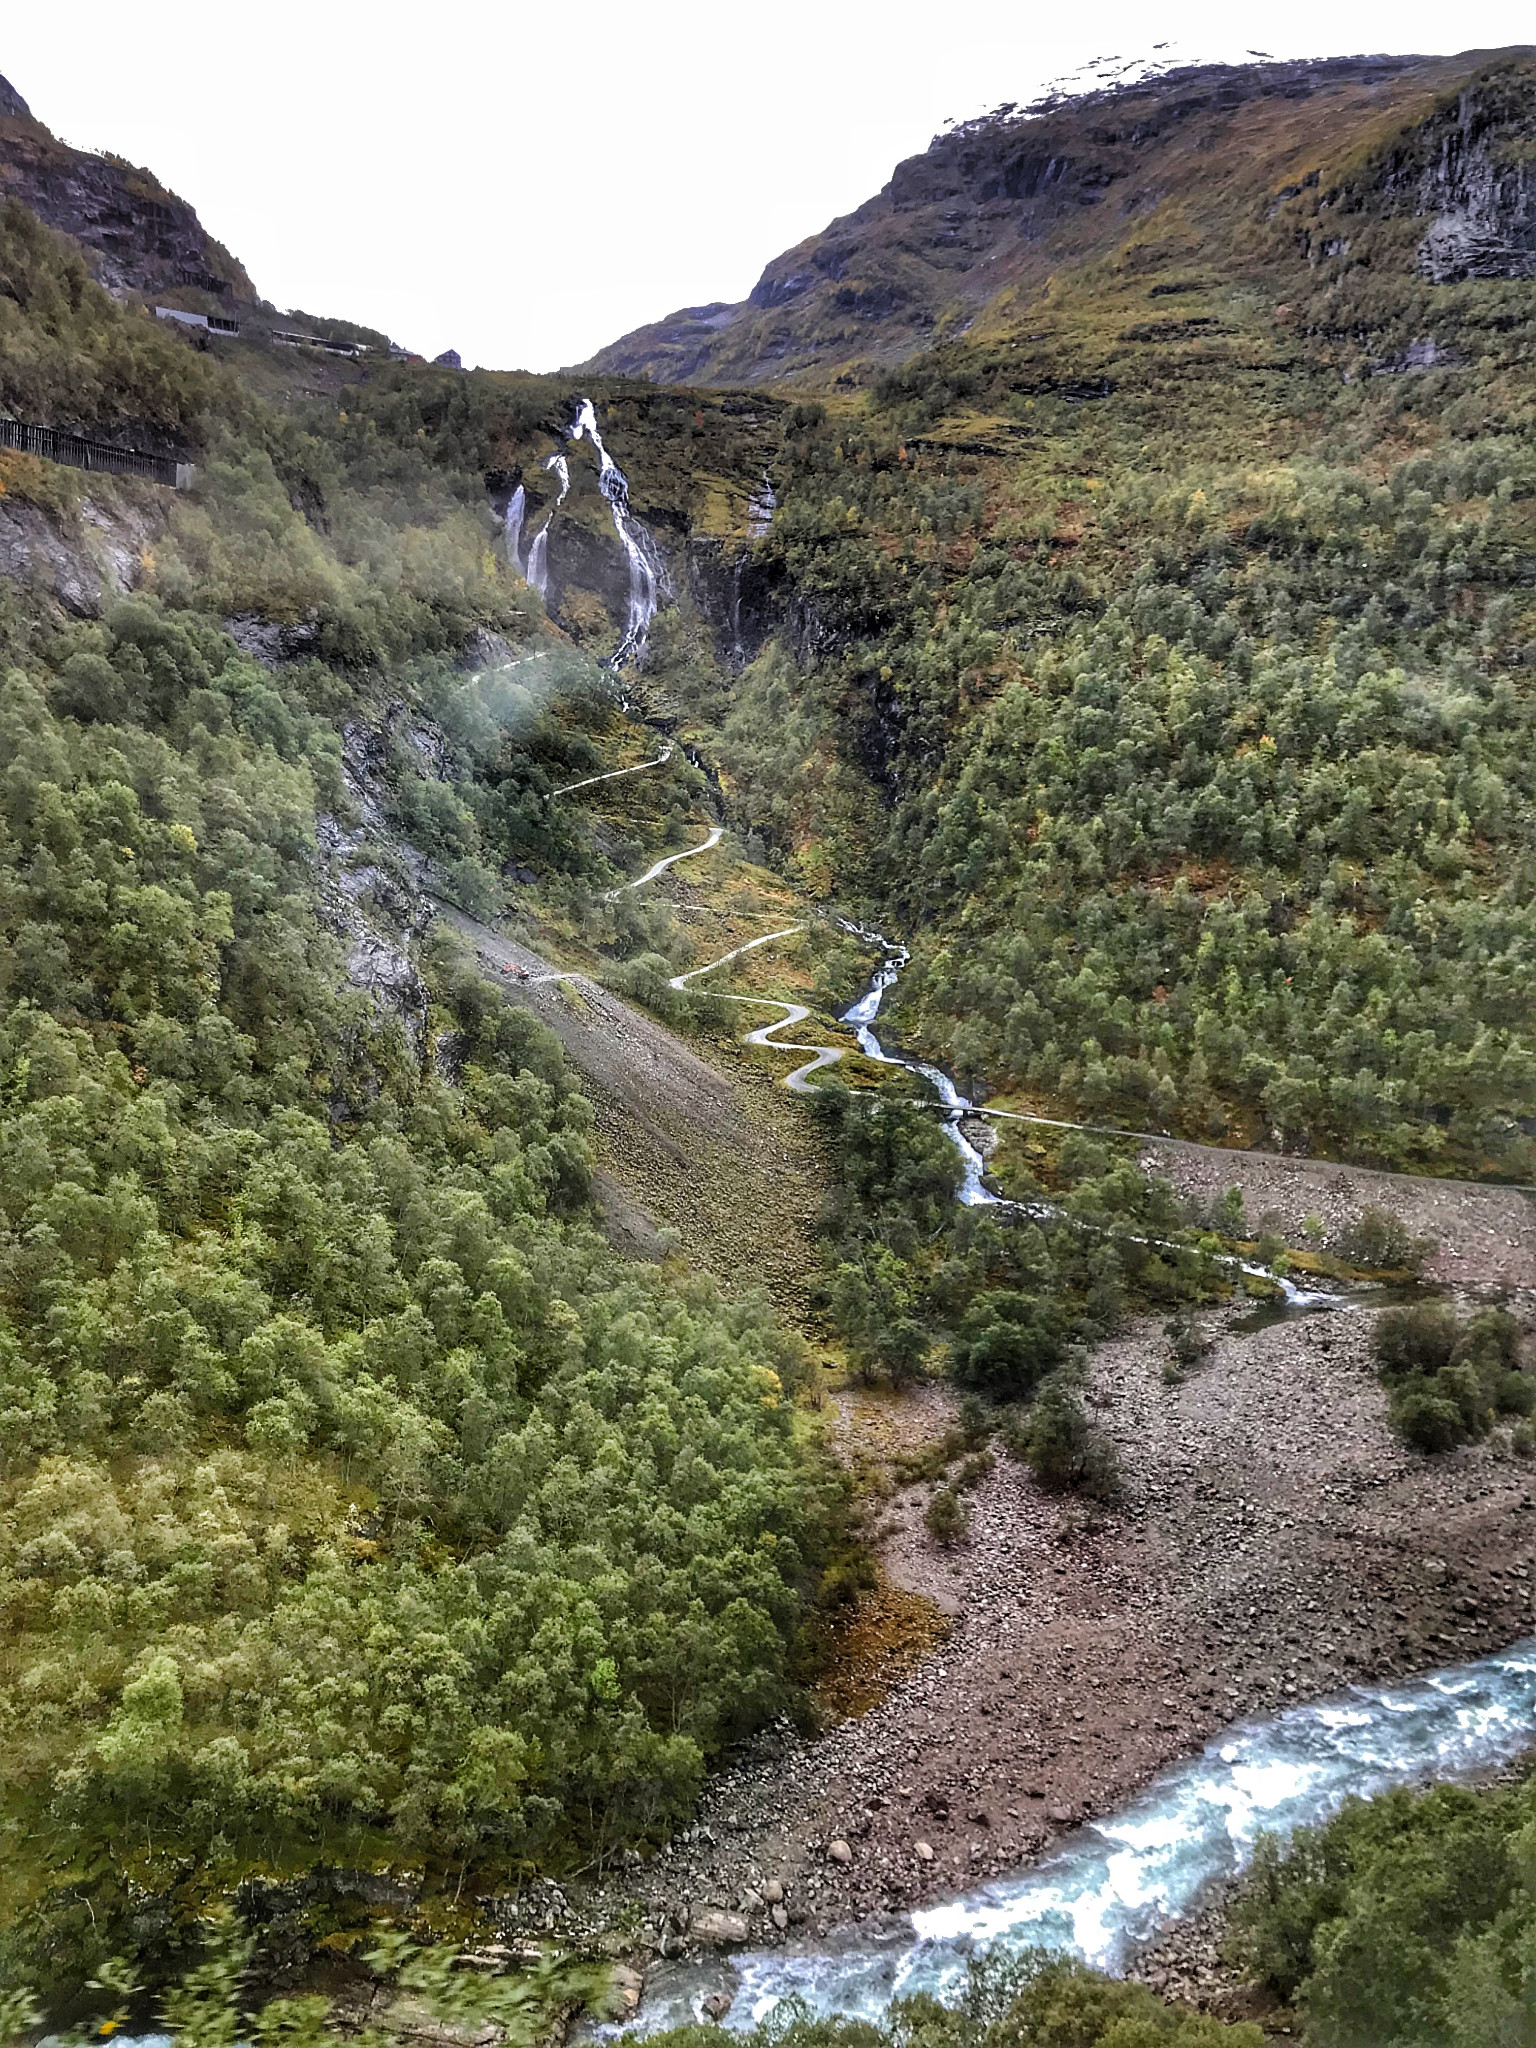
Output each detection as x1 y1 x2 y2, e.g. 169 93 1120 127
560 1287 1536 2003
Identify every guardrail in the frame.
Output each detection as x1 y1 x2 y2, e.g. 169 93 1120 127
0 418 191 489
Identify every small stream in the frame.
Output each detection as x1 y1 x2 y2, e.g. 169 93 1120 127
628 1641 1536 2032
841 939 996 1207
841 933 1341 1312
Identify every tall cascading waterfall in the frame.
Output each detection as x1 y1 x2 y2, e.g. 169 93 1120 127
748 471 777 539
524 453 569 600
503 483 526 577
508 399 669 665
569 397 668 665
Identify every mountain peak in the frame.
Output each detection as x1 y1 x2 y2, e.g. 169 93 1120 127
0 72 31 121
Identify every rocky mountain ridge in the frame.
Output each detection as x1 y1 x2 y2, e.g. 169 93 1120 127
581 48 1536 388
0 68 256 309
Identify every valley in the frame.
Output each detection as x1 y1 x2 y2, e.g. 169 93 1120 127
1 38 1536 2048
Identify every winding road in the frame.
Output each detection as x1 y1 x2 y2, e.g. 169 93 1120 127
668 928 850 1095
605 825 724 899
552 744 673 797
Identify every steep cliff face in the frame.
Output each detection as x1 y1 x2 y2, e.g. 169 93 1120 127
1407 74 1536 280
582 49 1535 389
0 74 256 306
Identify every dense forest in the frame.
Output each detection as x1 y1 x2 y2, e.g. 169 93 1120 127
0 201 838 1995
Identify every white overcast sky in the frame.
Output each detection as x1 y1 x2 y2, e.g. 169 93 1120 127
4 3 1532 371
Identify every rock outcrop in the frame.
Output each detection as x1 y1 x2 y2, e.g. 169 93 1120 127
0 74 257 304
582 50 1535 389
1410 77 1536 280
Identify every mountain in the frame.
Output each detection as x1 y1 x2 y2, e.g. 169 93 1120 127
0 70 255 308
582 48 1536 387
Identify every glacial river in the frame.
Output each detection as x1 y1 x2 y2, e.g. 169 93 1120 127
629 1640 1536 2031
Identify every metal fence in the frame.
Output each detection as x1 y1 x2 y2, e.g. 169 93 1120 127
0 417 190 489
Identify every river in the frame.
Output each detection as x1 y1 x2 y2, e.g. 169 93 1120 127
626 1639 1536 2032
604 934 1504 2035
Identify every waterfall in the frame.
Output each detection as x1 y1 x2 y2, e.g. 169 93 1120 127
510 400 667 664
524 453 569 600
748 471 777 539
569 397 667 665
503 483 526 576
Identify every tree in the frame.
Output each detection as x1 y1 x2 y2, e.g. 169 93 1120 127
951 1291 1069 1402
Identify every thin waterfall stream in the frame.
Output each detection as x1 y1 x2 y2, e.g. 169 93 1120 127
841 933 1342 1311
510 399 667 665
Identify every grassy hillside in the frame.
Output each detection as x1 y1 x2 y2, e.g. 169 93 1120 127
683 55 1536 1177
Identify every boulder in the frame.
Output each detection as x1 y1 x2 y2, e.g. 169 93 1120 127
690 1911 751 1947
828 1839 854 1865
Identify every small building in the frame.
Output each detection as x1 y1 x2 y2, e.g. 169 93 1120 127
155 306 240 336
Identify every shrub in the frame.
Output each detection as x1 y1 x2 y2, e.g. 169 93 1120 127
1021 1377 1120 1499
1389 1378 1469 1452
1374 1303 1459 1381
1377 1302 1528 1452
1338 1206 1429 1273
925 1486 967 1546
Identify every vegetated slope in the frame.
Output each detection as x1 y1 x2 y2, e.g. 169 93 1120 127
667 50 1536 1178
582 49 1535 390
0 192 840 2003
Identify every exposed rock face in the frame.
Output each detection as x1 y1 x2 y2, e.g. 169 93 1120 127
224 614 323 667
0 82 256 303
0 489 166 614
1409 79 1536 280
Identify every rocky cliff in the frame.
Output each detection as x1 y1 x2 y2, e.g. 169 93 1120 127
581 49 1536 388
0 69 256 306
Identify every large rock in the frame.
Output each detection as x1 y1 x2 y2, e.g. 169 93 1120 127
0 90 258 305
690 1911 750 1948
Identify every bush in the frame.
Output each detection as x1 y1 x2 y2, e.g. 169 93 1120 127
1496 1370 1535 1417
925 1486 968 1546
1338 1206 1429 1273
1389 1378 1469 1452
1021 1376 1120 1499
1374 1303 1460 1381
1376 1302 1528 1452
1453 1306 1523 1374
